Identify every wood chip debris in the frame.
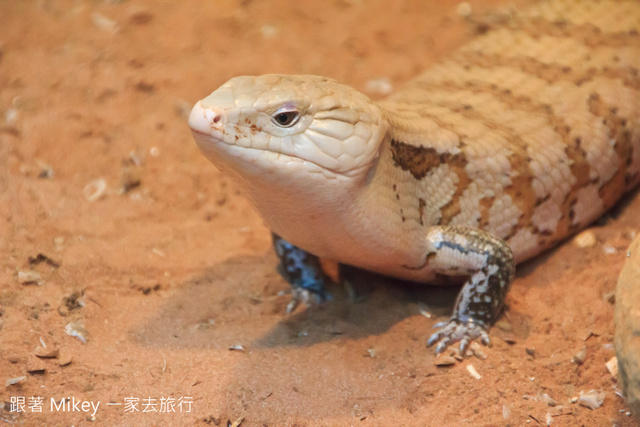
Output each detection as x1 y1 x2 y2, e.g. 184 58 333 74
5 376 26 386
578 390 605 409
605 357 618 377
466 364 482 380
417 302 432 318
502 404 511 420
192 319 216 331
545 412 553 426
65 320 89 344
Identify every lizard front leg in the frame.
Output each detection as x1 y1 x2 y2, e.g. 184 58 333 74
422 226 515 355
272 233 331 313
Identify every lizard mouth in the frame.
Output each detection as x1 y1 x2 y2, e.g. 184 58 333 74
190 127 338 178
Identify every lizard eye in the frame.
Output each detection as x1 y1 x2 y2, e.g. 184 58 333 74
272 109 300 127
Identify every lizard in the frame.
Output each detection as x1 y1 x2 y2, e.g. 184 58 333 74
188 0 640 355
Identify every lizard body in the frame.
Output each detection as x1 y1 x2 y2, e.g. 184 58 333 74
189 0 640 353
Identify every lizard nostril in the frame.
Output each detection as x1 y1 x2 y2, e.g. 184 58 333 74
203 108 225 127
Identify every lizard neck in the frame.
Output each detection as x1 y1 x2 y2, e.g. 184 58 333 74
240 162 372 259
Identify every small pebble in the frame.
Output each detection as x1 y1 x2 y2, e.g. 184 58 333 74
58 352 73 366
18 270 42 285
83 178 107 202
260 24 279 39
27 354 46 373
128 8 153 25
34 345 59 359
538 392 558 407
470 342 487 359
36 159 53 179
457 2 472 17
574 230 597 248
53 236 65 250
495 320 512 331
603 291 615 304
173 100 192 118
5 107 18 125
571 346 587 365
121 160 141 193
434 356 457 366
91 12 118 33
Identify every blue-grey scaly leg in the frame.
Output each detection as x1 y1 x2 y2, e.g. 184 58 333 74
272 233 331 313
423 226 515 355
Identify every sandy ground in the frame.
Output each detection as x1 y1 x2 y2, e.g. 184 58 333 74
1 1 639 425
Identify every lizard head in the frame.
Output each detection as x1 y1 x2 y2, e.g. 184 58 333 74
189 74 387 185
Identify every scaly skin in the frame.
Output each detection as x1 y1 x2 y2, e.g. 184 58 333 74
189 0 640 354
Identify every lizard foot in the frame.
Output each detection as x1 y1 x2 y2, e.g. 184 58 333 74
286 287 331 314
427 318 491 355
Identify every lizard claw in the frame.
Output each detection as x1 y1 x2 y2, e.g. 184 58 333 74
286 287 331 314
427 318 491 355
